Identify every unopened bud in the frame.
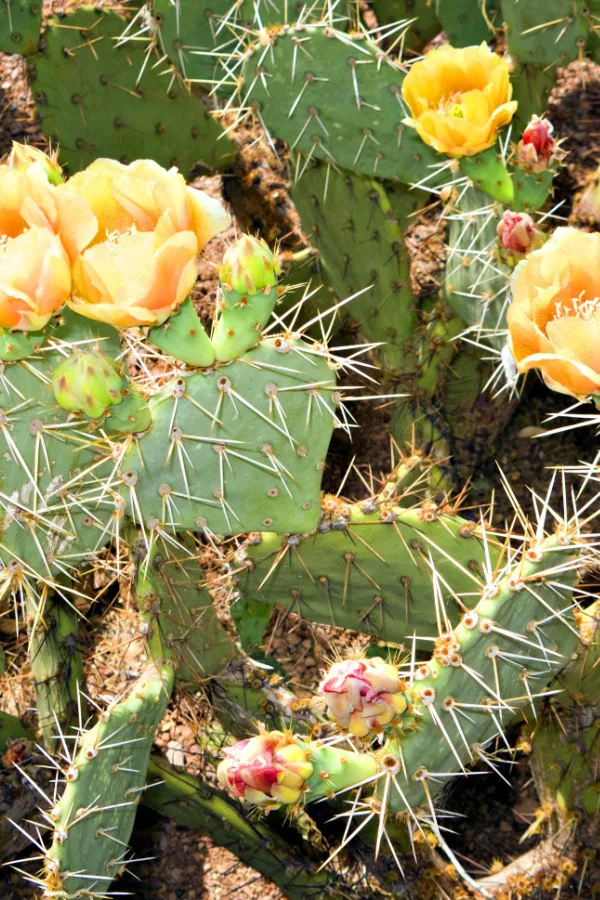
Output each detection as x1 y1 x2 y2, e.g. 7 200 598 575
217 730 312 808
8 141 62 185
516 116 560 173
497 210 544 262
318 657 408 738
52 349 124 420
220 234 280 296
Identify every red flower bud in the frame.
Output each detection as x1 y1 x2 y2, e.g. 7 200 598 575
517 116 559 172
217 730 312 808
318 657 408 738
497 210 542 257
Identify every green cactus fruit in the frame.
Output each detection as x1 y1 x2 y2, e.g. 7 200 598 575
460 147 514 205
121 335 337 535
148 297 216 367
0 0 41 55
236 497 501 643
212 235 281 362
242 25 443 184
51 348 124 420
31 9 236 175
27 597 84 750
43 663 173 896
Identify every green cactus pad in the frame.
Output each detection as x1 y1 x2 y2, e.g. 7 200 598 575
502 0 592 67
0 0 41 55
44 663 173 896
443 184 510 347
460 147 514 205
31 8 235 175
0 329 46 362
242 25 443 183
28 597 84 749
135 542 236 686
237 500 501 643
291 162 423 373
121 336 337 534
149 297 216 368
152 0 310 96
146 756 336 900
437 0 499 45
367 0 441 52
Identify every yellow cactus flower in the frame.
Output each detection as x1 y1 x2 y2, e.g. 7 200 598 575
0 227 71 331
0 164 97 262
69 229 199 328
64 158 230 249
507 227 600 398
401 43 518 158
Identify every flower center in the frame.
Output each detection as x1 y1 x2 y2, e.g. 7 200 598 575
554 291 600 321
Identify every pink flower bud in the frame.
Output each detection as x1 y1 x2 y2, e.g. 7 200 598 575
497 210 542 257
318 658 408 738
517 116 558 172
217 730 312 808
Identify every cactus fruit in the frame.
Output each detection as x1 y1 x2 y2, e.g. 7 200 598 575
51 348 124 420
212 234 281 361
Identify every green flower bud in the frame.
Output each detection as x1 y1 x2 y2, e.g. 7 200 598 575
219 235 280 296
52 349 124 420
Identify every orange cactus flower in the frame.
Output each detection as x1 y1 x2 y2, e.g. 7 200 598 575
69 229 199 328
0 227 71 331
507 227 600 398
0 163 97 262
402 43 517 158
64 158 230 248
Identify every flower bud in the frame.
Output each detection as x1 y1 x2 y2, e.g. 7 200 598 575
8 142 63 185
217 730 312 808
318 657 408 738
517 116 559 173
52 349 124 420
219 235 280 296
497 210 544 262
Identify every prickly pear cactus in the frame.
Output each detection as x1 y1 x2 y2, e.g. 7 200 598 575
1 0 600 893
